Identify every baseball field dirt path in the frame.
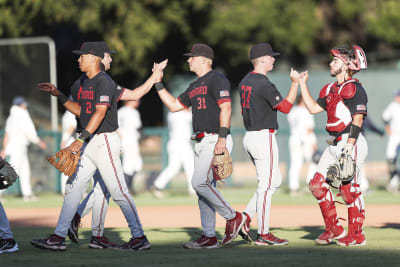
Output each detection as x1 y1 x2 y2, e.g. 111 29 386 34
7 204 400 228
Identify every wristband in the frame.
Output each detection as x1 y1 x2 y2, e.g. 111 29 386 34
154 82 165 91
218 127 230 138
76 137 84 144
58 92 68 105
349 124 362 140
79 129 91 142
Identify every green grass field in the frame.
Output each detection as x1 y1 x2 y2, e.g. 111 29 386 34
1 181 400 266
2 226 400 266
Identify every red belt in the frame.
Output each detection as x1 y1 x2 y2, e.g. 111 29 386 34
193 132 217 142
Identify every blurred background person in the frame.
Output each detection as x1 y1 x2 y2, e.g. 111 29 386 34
150 109 195 198
287 95 317 196
60 109 77 195
358 117 385 193
382 89 400 193
118 100 143 195
1 97 46 201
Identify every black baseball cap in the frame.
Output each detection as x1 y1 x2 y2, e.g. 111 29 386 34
72 42 105 58
250 43 280 60
100 41 117 54
184 44 214 59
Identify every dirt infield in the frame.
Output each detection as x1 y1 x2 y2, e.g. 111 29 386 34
7 204 400 229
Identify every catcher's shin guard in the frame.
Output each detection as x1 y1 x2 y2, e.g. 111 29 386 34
309 172 330 200
339 183 361 205
336 207 366 246
315 200 345 245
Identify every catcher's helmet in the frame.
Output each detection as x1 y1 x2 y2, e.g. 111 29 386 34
330 45 367 71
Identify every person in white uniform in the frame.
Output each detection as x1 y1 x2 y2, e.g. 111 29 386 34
118 100 143 194
382 89 400 193
287 95 317 195
151 109 195 197
60 110 77 195
1 97 46 201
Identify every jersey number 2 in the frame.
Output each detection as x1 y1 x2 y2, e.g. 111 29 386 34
86 102 92 114
241 85 252 108
197 97 206 109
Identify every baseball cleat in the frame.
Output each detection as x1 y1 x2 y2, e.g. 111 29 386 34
238 213 252 243
254 233 288 246
31 234 67 251
0 238 19 254
116 236 151 251
336 233 366 247
68 213 81 243
89 236 119 249
315 226 346 245
222 211 246 245
183 235 219 249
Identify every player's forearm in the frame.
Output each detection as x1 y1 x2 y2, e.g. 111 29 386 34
84 108 107 134
64 101 81 117
219 102 231 129
347 114 364 145
120 73 156 101
157 89 185 112
286 81 299 104
299 82 323 114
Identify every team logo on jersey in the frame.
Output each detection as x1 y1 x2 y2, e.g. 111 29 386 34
220 90 230 97
276 96 280 101
100 95 109 102
356 104 366 111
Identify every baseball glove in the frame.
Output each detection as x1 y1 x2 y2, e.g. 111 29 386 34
326 145 356 188
47 148 81 177
0 158 19 190
211 149 233 180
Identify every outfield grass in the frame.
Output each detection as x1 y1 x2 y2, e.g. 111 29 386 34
2 226 400 267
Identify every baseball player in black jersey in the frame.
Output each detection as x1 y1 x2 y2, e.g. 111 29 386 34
237 43 299 245
299 44 368 246
65 43 167 248
31 42 166 251
153 44 246 248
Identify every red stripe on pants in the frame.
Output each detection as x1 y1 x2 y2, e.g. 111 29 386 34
104 134 141 228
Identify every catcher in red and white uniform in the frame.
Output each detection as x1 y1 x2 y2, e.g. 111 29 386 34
299 44 368 246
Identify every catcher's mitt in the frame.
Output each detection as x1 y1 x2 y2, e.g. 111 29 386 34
211 149 233 180
48 148 81 177
0 158 19 190
326 152 356 188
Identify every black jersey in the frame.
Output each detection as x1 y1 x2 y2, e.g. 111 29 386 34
70 73 124 133
238 72 284 131
178 70 231 133
69 72 119 134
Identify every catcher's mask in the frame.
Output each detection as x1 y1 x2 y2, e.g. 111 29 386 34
330 44 367 72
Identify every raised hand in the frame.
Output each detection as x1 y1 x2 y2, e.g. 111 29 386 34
290 68 300 83
153 59 168 83
38 82 60 96
299 70 309 83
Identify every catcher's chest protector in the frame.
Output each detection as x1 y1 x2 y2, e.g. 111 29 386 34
322 80 356 133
